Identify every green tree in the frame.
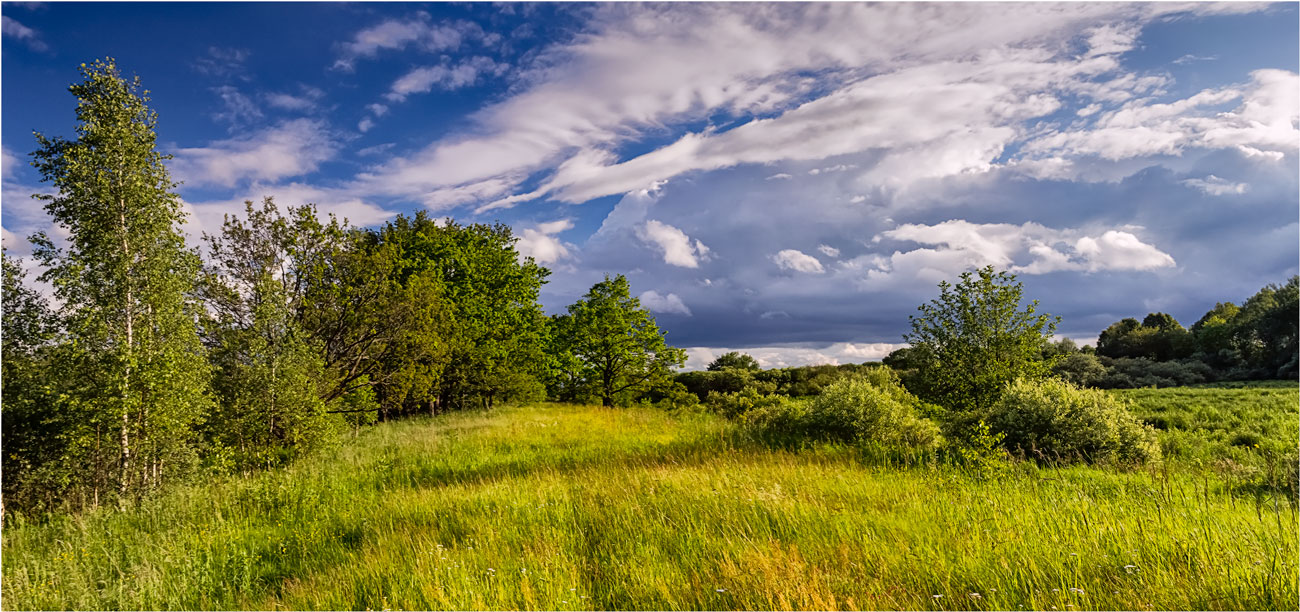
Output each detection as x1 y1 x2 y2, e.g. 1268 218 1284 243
1191 301 1242 370
1 251 72 512
1096 313 1194 361
904 266 1059 415
379 213 548 411
30 58 211 503
200 199 338 470
1231 276 1299 378
706 351 761 372
565 274 687 407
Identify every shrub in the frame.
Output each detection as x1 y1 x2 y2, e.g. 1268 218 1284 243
987 378 1160 464
705 387 785 419
1097 357 1214 389
748 369 941 450
653 381 701 412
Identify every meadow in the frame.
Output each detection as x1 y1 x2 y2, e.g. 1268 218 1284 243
3 384 1297 611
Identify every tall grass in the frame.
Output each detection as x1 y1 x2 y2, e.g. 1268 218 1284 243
4 401 1296 610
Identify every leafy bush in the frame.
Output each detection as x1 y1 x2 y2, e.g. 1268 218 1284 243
653 381 701 411
747 369 941 449
987 378 1160 464
1051 352 1107 387
1097 357 1214 388
705 387 785 419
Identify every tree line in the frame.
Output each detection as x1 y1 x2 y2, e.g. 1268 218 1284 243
2 60 681 515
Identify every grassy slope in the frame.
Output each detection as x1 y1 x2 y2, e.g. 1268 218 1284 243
4 393 1298 611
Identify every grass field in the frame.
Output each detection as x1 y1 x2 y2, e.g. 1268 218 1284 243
3 385 1297 610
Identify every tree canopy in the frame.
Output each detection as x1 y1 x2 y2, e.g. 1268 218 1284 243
904 266 1059 415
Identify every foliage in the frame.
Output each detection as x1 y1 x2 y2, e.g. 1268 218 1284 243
558 274 686 406
379 213 549 410
904 266 1059 414
986 378 1160 465
1051 351 1107 387
748 369 941 450
1095 356 1214 389
28 58 211 506
706 351 760 372
1096 313 1195 361
199 200 340 470
704 387 786 419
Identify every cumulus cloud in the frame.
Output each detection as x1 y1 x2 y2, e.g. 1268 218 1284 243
515 219 575 264
636 220 709 268
682 341 903 370
639 290 692 316
171 119 338 187
868 220 1176 281
817 244 840 258
772 249 825 274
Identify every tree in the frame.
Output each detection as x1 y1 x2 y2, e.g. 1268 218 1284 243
30 58 210 503
706 351 761 372
1230 276 1299 378
904 266 1059 415
564 274 687 407
2 251 72 512
200 199 337 469
1096 313 1194 361
380 214 548 411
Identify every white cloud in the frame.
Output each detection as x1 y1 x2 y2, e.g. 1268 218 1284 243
772 249 825 274
682 341 905 370
1025 69 1300 162
639 290 692 316
172 119 338 187
868 220 1176 280
358 118 375 133
334 14 486 71
515 219 575 264
265 89 321 112
212 85 263 126
193 47 250 80
346 2 1259 210
1182 175 1249 196
385 57 502 102
765 173 792 181
2 146 19 181
636 220 709 268
2 15 45 51
366 103 389 117
817 244 840 258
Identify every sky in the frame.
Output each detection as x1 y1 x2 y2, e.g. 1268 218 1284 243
2 2 1297 370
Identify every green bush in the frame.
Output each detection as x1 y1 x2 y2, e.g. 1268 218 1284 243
705 387 785 419
747 369 941 449
987 378 1160 464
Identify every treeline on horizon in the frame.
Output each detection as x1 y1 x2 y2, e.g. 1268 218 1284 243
3 60 1297 517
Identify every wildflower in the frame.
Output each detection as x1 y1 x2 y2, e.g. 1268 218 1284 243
1123 565 1137 574
969 592 982 599
933 595 943 599
716 588 726 593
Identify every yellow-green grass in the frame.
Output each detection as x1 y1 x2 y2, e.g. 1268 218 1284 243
4 403 1296 610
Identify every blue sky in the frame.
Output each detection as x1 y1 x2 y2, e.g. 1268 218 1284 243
3 2 1297 369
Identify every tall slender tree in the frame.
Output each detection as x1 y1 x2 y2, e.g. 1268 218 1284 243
30 59 210 503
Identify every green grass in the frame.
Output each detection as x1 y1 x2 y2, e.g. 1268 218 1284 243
4 396 1297 610
1115 382 1298 466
